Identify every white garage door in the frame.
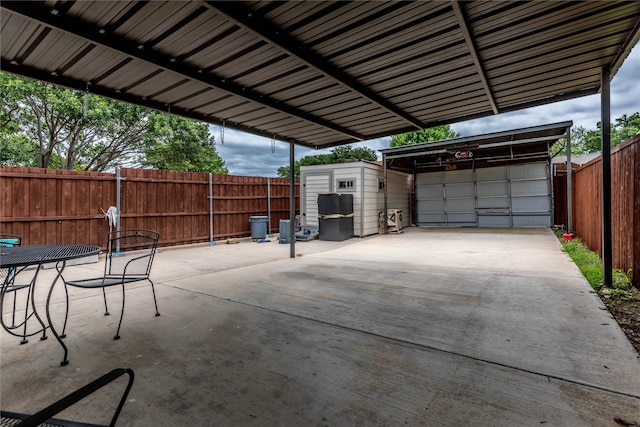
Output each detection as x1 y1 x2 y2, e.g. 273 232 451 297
416 162 551 227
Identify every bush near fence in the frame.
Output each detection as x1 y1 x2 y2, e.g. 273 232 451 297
0 166 299 249
553 134 640 290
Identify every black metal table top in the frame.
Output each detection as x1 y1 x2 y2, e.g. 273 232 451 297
0 245 101 268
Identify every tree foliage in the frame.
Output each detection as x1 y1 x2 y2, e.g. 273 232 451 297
0 72 227 173
277 145 377 178
390 125 460 147
552 112 640 155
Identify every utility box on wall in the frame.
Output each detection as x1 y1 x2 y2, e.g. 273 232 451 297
300 161 412 237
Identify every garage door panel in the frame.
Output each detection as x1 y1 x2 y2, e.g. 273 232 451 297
477 181 508 197
416 173 443 185
447 198 475 212
446 182 475 198
417 212 446 225
510 163 548 180
511 195 549 212
418 199 445 212
445 169 474 183
511 180 548 196
477 196 509 209
476 166 508 181
513 214 550 227
479 215 511 227
447 213 477 225
416 184 443 199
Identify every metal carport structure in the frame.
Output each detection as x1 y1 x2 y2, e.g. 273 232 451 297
2 1 639 285
379 121 573 229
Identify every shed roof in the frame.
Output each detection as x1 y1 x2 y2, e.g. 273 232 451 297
380 121 572 174
1 1 639 149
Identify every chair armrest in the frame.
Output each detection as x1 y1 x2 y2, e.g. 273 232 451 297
15 368 134 427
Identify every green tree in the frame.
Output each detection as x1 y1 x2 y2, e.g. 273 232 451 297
559 113 640 155
612 113 640 145
143 114 227 173
277 145 377 178
0 72 227 173
390 125 460 147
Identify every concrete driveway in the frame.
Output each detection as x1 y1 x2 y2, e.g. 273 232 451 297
2 227 639 426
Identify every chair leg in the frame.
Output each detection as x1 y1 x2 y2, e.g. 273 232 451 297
102 288 110 316
10 292 17 327
114 284 125 340
149 279 160 317
60 283 69 339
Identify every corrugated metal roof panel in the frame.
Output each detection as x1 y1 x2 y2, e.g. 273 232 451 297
1 1 638 149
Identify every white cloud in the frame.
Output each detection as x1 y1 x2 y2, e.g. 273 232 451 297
215 43 640 177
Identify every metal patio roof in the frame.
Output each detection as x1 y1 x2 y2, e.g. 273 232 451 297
379 121 572 174
1 1 639 150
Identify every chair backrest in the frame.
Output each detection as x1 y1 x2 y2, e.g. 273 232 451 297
0 234 22 248
105 229 159 279
0 234 22 286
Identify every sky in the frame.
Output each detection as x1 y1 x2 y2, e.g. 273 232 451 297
213 43 640 178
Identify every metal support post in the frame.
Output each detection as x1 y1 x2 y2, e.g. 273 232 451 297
601 66 612 287
289 141 296 258
566 126 573 232
209 173 215 245
115 167 121 253
267 177 272 236
383 153 388 234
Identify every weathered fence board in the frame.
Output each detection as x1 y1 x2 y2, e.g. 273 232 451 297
554 135 639 289
0 166 299 249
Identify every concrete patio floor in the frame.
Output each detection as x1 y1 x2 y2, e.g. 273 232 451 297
1 227 639 426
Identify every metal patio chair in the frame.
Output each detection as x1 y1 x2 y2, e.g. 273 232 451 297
0 367 134 427
62 229 160 340
0 233 36 344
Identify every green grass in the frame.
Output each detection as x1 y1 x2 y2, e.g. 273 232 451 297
559 234 634 294
560 237 603 290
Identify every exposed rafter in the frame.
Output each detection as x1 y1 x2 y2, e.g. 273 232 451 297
0 59 295 145
206 0 425 131
451 1 499 115
2 1 365 142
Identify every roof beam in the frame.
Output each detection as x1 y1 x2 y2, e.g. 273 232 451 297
451 1 499 115
0 59 320 148
2 2 365 142
205 1 425 130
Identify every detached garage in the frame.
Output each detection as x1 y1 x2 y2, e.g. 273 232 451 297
380 122 572 228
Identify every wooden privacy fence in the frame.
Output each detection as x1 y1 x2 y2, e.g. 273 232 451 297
553 135 640 289
0 166 299 249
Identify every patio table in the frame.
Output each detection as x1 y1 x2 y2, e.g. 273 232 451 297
0 244 100 366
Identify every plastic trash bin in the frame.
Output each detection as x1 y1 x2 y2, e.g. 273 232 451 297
279 219 290 243
249 216 268 241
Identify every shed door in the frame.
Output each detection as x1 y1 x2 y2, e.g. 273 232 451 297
416 162 550 227
302 172 332 226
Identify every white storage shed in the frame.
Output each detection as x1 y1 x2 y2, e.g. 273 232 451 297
300 161 412 237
